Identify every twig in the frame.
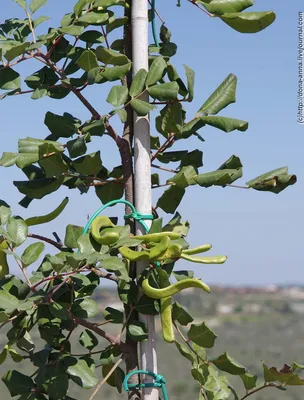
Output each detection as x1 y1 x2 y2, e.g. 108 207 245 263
147 0 165 24
28 233 63 250
101 26 110 49
62 36 80 72
26 10 36 43
239 383 279 400
174 321 208 365
151 164 178 173
151 136 175 162
151 182 173 189
35 52 101 120
74 316 121 346
91 268 118 283
226 184 250 190
71 349 105 357
9 245 33 289
31 266 87 291
88 358 123 400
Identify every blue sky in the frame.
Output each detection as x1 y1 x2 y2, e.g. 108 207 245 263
0 0 303 286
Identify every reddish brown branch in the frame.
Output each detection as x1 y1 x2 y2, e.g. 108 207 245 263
28 233 63 250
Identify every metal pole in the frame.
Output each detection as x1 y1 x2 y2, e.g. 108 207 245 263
132 1 158 399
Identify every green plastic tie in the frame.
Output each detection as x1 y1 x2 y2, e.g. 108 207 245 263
82 199 153 235
123 370 168 400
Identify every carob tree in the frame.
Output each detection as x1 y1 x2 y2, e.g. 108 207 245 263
0 0 301 399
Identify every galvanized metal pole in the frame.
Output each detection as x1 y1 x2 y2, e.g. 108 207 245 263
132 0 158 399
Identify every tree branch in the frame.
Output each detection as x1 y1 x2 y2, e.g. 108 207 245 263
74 316 122 346
91 268 118 282
88 358 123 400
28 233 63 250
151 163 178 173
239 383 280 399
26 10 36 43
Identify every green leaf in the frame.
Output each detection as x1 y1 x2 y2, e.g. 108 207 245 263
156 185 185 214
180 150 203 169
103 307 124 323
240 372 257 391
184 65 195 101
95 181 124 204
263 363 304 385
74 0 90 15
127 321 148 342
33 15 51 28
0 152 18 167
130 99 156 116
115 108 127 123
21 243 45 266
199 116 248 132
72 298 99 318
157 103 183 136
79 329 99 351
188 322 217 348
203 366 232 399
146 56 167 86
96 46 129 65
30 0 48 13
81 120 105 137
72 151 103 175
0 200 11 225
78 11 109 25
135 294 160 315
101 256 130 282
200 0 253 15
0 68 20 90
25 197 68 227
13 177 64 199
49 302 71 320
15 137 62 169
100 62 132 81
174 341 194 363
198 73 237 115
169 165 198 188
129 68 147 97
79 30 105 44
60 25 85 36
77 49 99 71
44 112 81 139
220 11 276 34
67 358 98 389
39 153 68 178
212 352 247 375
5 42 30 62
106 16 128 34
7 218 28 247
0 291 19 310
193 155 242 187
12 0 27 9
172 302 193 326
2 370 34 396
65 225 83 248
106 85 128 107
148 82 179 101
246 167 297 194
167 63 188 97
67 136 87 158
